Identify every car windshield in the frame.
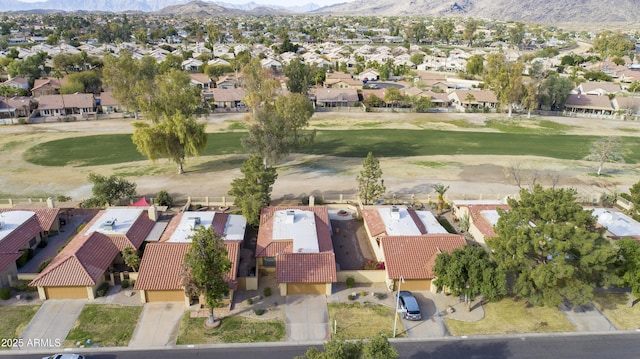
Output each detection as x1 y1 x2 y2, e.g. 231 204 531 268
403 296 420 312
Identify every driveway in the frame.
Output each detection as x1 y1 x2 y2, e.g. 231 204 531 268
129 302 185 347
399 291 448 338
559 302 616 332
18 299 86 349
286 295 329 342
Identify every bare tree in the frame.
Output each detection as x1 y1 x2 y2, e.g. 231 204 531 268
527 170 540 192
584 137 625 176
504 162 523 188
546 171 561 189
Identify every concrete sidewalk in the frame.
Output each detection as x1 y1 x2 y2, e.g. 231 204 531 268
559 302 617 332
18 299 86 350
128 303 185 347
286 295 329 342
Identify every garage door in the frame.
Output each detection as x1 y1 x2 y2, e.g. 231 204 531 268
146 290 185 302
287 283 326 295
395 279 430 291
45 286 87 299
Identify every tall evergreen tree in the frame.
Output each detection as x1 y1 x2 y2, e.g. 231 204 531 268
228 155 278 226
488 185 619 307
356 152 385 205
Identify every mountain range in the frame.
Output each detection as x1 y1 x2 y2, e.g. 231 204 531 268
1 0 639 23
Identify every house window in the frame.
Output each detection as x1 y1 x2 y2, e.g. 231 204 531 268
263 257 276 267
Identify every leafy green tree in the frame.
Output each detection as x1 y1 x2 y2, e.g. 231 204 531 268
540 74 574 111
432 183 449 215
413 96 433 113
463 19 479 47
484 53 524 117
122 247 141 271
228 155 278 227
466 54 484 76
84 173 137 207
617 238 640 307
60 81 84 94
434 246 506 311
584 137 624 176
296 336 397 359
132 112 207 174
410 53 425 66
592 31 634 71
364 94 384 108
102 51 157 117
357 152 385 205
522 81 540 118
243 92 315 166
182 226 231 326
66 71 102 94
508 22 525 50
140 68 202 123
487 185 619 307
284 58 313 95
155 190 173 207
433 18 454 44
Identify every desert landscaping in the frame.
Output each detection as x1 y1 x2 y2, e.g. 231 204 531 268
1 111 639 204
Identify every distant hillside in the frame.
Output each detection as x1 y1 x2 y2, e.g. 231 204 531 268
155 0 241 16
313 0 640 23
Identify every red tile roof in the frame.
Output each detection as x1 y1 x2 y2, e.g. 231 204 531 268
276 252 337 283
213 212 229 237
159 214 182 242
133 243 190 291
29 210 153 287
0 214 41 254
256 206 332 257
0 208 60 231
134 241 241 291
0 252 23 273
467 204 510 239
362 208 387 237
30 232 119 286
407 209 427 234
381 235 466 280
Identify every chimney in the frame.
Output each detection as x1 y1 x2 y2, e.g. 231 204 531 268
309 195 315 207
286 210 295 224
148 205 158 222
46 197 55 209
390 205 400 220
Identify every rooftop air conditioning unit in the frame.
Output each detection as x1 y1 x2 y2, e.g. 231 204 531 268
103 218 116 231
390 206 400 220
187 217 201 229
286 210 295 224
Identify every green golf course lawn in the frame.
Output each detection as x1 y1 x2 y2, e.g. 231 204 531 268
23 129 640 167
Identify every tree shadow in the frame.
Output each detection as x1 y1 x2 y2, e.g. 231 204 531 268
409 340 511 359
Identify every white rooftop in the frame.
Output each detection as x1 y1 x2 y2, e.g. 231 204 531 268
414 210 448 234
167 211 215 243
377 206 422 236
592 208 640 237
224 214 247 241
272 209 319 253
0 210 36 242
480 210 501 226
86 208 144 236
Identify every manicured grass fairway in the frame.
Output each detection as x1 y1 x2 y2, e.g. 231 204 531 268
24 130 640 167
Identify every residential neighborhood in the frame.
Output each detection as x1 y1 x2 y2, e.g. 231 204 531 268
1 8 640 359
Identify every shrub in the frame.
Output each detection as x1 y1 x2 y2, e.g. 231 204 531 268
121 280 130 289
254 308 266 316
38 258 53 273
363 260 385 270
347 294 356 301
346 277 355 288
56 195 72 202
16 250 29 268
96 282 110 297
156 190 173 207
246 298 254 305
13 280 36 292
76 222 87 234
373 292 387 300
0 287 11 300
360 291 367 297
37 240 48 248
263 287 272 297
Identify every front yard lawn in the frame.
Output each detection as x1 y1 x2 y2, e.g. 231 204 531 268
593 293 640 330
176 314 285 344
445 298 574 336
0 305 39 350
64 304 142 347
328 302 401 339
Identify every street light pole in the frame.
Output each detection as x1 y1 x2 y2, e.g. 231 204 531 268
393 275 405 338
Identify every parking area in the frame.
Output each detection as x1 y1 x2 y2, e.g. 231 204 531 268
18 299 86 350
398 291 449 338
128 302 185 347
286 294 329 342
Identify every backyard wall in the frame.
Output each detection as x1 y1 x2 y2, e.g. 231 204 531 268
337 270 386 284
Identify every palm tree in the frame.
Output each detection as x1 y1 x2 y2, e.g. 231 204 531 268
465 93 476 110
432 183 450 215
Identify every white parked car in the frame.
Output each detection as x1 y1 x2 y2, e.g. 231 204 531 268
42 354 85 359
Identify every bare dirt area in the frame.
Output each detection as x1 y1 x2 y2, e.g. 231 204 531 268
0 112 639 203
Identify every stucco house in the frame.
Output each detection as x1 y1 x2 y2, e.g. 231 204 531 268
256 206 337 296
448 90 499 111
452 200 510 247
134 211 245 306
591 208 640 241
362 205 465 292
311 88 359 108
37 94 96 118
0 207 60 288
564 94 615 115
30 208 154 300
